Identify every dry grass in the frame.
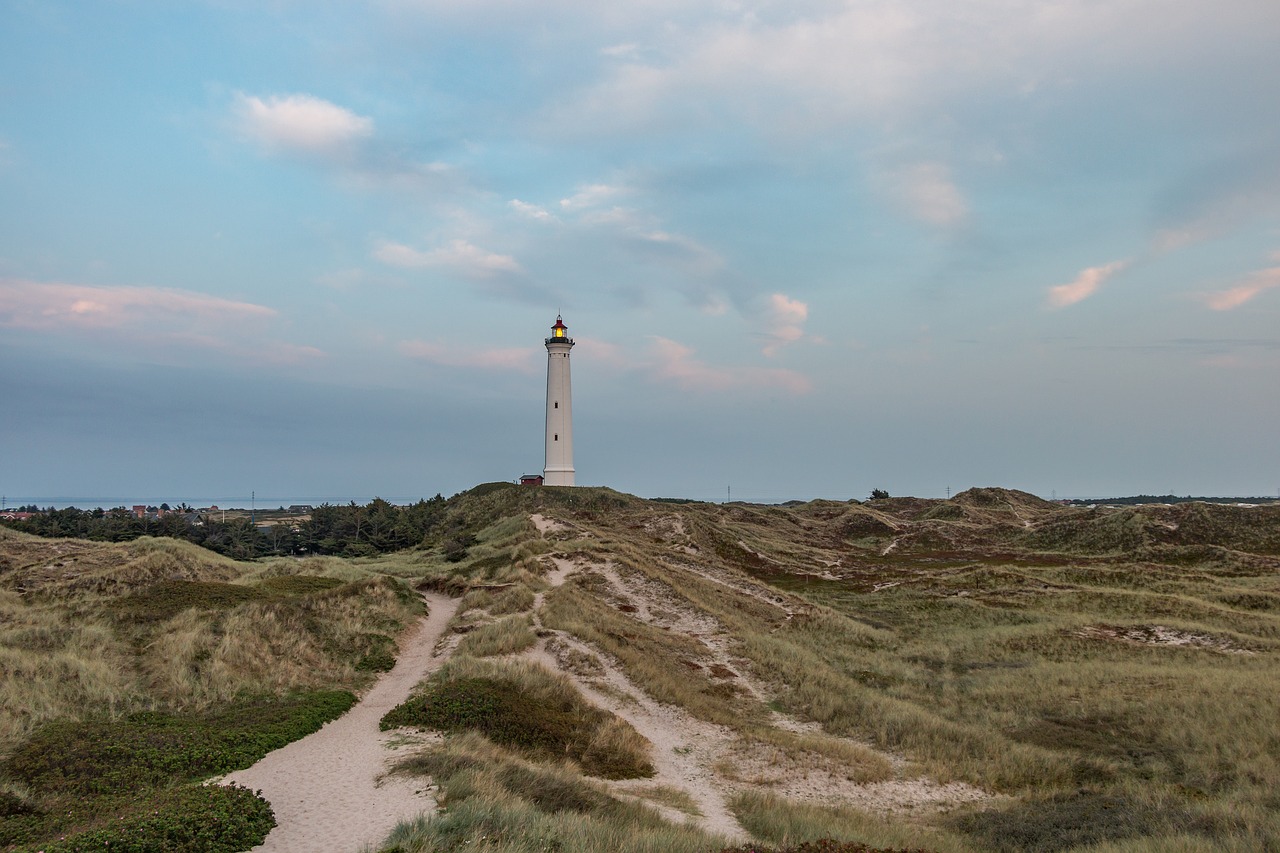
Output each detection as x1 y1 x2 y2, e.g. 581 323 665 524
730 790 975 852
454 614 537 657
383 732 727 853
0 529 422 754
10 489 1280 852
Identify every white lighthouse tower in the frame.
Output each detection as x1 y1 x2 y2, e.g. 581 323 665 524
543 315 575 486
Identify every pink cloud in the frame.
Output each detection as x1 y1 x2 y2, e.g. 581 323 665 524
0 279 275 330
1047 260 1129 308
399 339 537 373
649 337 812 394
1203 265 1280 310
762 292 809 356
0 279 322 363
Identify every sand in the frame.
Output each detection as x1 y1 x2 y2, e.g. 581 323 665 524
220 592 460 853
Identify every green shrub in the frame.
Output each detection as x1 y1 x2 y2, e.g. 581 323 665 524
254 575 346 596
6 691 355 796
107 580 261 624
382 676 652 779
8 783 273 853
355 634 398 672
0 691 353 851
949 791 1213 853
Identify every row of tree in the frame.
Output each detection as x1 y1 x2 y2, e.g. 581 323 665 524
1 497 451 560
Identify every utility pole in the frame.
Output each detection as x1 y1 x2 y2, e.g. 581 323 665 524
727 485 731 504
251 490 255 524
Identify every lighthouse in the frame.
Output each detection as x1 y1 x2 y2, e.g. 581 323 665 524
543 315 575 486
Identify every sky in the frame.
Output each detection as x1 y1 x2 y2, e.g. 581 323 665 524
2 0 1279 506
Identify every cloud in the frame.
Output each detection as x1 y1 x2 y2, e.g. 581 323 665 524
761 293 809 356
0 279 275 330
560 183 627 210
558 1 1279 140
883 162 969 228
600 43 639 58
1203 264 1280 310
509 199 558 222
399 339 536 373
1047 260 1129 308
648 336 812 394
234 93 373 155
0 279 321 363
625 229 724 274
374 239 523 278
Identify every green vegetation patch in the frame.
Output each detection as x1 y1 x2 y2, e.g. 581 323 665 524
4 783 273 853
949 790 1216 852
382 668 652 779
0 690 354 851
107 580 262 624
254 574 346 595
720 842 938 853
6 690 354 795
354 633 399 672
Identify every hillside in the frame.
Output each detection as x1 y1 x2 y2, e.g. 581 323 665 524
3 487 1280 852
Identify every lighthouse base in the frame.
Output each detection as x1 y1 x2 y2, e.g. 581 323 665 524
543 468 575 487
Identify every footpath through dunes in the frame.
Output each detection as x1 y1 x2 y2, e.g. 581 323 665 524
220 592 460 853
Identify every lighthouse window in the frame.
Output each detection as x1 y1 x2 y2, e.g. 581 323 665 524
554 434 558 441
554 401 558 409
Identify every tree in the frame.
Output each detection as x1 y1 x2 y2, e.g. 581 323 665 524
869 488 890 500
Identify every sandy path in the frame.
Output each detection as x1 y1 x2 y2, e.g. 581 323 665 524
523 531 746 841
222 593 460 853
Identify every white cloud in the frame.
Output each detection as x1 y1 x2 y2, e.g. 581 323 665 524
1047 260 1129 308
600 43 639 58
374 239 523 278
1203 265 1280 311
399 339 536 373
560 183 626 210
546 1 1280 148
509 199 558 222
234 93 373 154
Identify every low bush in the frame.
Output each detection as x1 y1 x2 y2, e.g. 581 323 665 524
382 668 652 779
6 783 273 853
6 691 355 796
107 580 261 624
720 842 937 853
355 634 399 672
254 575 346 596
0 691 353 851
948 790 1215 853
